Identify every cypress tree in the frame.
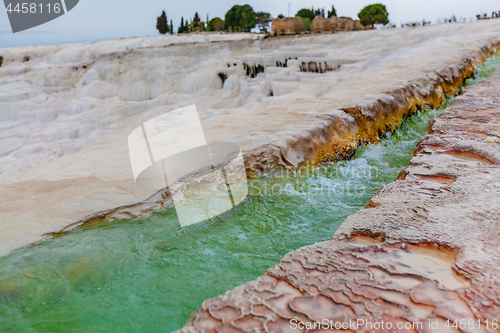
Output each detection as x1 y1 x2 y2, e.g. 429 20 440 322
328 5 337 18
170 19 173 34
156 10 168 34
178 17 184 33
193 12 200 30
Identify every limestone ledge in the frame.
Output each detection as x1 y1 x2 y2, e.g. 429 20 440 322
176 62 500 331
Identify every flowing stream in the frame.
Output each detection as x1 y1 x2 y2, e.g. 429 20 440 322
0 53 499 333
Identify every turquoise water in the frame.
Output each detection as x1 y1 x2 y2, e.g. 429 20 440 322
0 53 499 333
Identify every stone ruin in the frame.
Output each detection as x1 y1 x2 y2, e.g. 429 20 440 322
270 15 371 35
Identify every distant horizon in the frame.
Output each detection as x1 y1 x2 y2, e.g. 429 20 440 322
1 0 499 49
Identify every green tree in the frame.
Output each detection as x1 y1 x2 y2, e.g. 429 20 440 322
192 12 204 31
156 10 169 34
208 17 225 31
177 16 189 33
177 17 183 33
328 5 337 18
170 19 173 34
296 8 315 21
314 8 325 17
193 12 201 26
256 11 271 32
277 14 284 19
357 4 389 26
224 4 257 31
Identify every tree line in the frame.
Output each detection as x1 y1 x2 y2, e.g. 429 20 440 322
155 5 273 34
156 3 390 35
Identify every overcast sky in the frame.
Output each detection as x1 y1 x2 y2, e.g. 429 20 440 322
1 0 499 48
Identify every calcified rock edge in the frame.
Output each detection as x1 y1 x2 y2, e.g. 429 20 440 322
0 21 500 258
178 63 500 332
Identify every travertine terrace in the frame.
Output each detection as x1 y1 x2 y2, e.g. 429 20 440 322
0 20 500 257
178 64 500 333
